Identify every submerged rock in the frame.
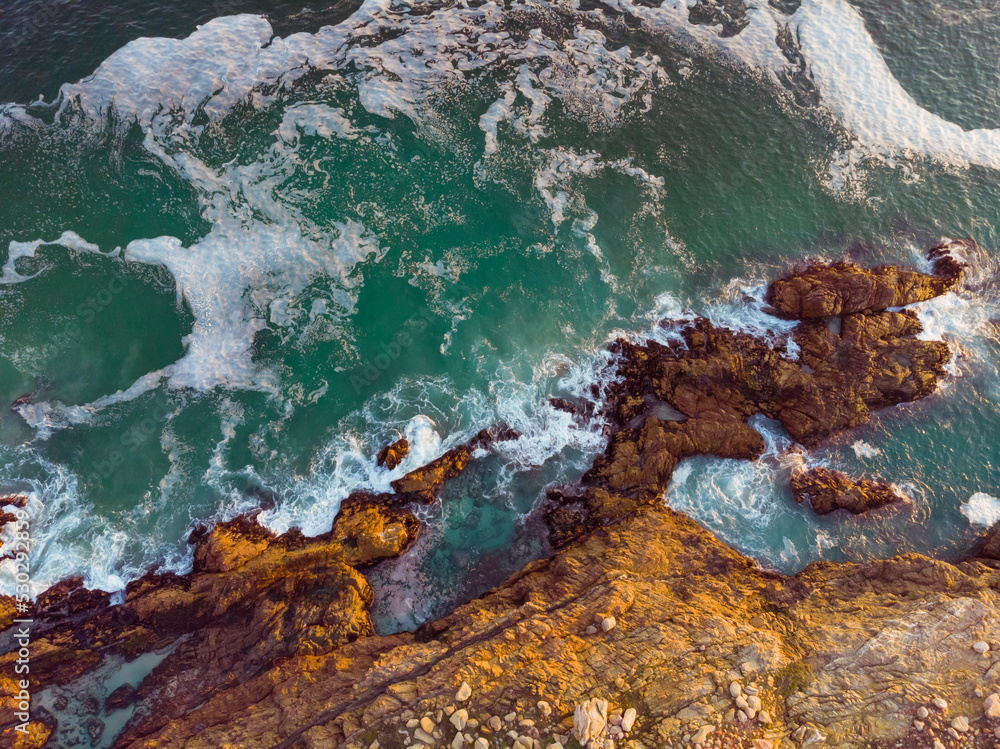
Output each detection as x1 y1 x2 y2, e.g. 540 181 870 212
790 467 907 515
106 683 138 712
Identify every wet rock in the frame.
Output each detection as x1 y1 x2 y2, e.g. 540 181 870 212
791 467 907 516
378 437 410 470
391 423 519 503
105 683 138 712
765 247 964 319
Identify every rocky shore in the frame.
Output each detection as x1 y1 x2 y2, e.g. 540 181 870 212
3 240 997 749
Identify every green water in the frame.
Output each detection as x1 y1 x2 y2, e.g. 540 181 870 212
1 0 999 641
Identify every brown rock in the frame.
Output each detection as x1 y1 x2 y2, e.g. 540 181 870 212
106 683 138 712
377 437 410 470
765 241 966 318
791 467 907 515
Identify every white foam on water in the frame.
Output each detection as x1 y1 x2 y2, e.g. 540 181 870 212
851 440 881 459
6 0 1000 597
791 0 1000 170
0 231 108 284
961 492 1000 527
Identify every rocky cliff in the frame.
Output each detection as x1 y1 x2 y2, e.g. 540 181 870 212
2 240 996 749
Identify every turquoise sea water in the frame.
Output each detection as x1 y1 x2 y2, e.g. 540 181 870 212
1 0 1000 646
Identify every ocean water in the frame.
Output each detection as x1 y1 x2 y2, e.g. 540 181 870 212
2 0 1000 641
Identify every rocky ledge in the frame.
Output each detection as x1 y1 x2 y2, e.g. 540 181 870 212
3 240 996 749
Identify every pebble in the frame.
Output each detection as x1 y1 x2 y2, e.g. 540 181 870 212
520 720 535 728
744 685 759 695
537 701 551 717
724 709 735 723
735 696 749 711
747 695 762 712
414 729 435 745
451 710 469 731
951 716 969 733
546 745 563 749
407 720 421 729
421 718 436 734
467 720 479 730
504 713 516 723
947 728 960 739
913 721 924 730
451 734 464 749
932 740 945 749
475 740 489 749
621 708 637 733
585 626 598 635
489 717 503 732
456 683 472 702
974 641 990 654
985 693 1000 718
601 616 617 632
691 725 715 744
916 707 929 719
932 697 948 711
757 710 771 725
446 706 456 716
736 711 748 724
729 682 742 698
751 741 773 749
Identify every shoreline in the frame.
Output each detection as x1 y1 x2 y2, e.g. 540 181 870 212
3 240 997 749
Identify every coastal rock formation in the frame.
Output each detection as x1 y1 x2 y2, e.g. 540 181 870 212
377 437 410 470
0 500 420 745
49 504 1000 749
765 237 967 319
391 424 519 504
791 467 907 515
547 243 962 545
0 244 978 749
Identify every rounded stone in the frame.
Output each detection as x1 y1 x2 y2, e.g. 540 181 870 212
932 697 948 711
729 682 742 698
974 641 990 654
984 693 1000 719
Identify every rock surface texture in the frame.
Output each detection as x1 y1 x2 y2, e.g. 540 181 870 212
2 242 992 749
790 467 908 516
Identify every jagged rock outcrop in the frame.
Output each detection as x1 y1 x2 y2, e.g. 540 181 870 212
546 244 962 546
377 437 410 470
765 238 967 319
0 500 420 747
0 243 981 749
791 467 907 515
391 424 519 503
54 504 1000 749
